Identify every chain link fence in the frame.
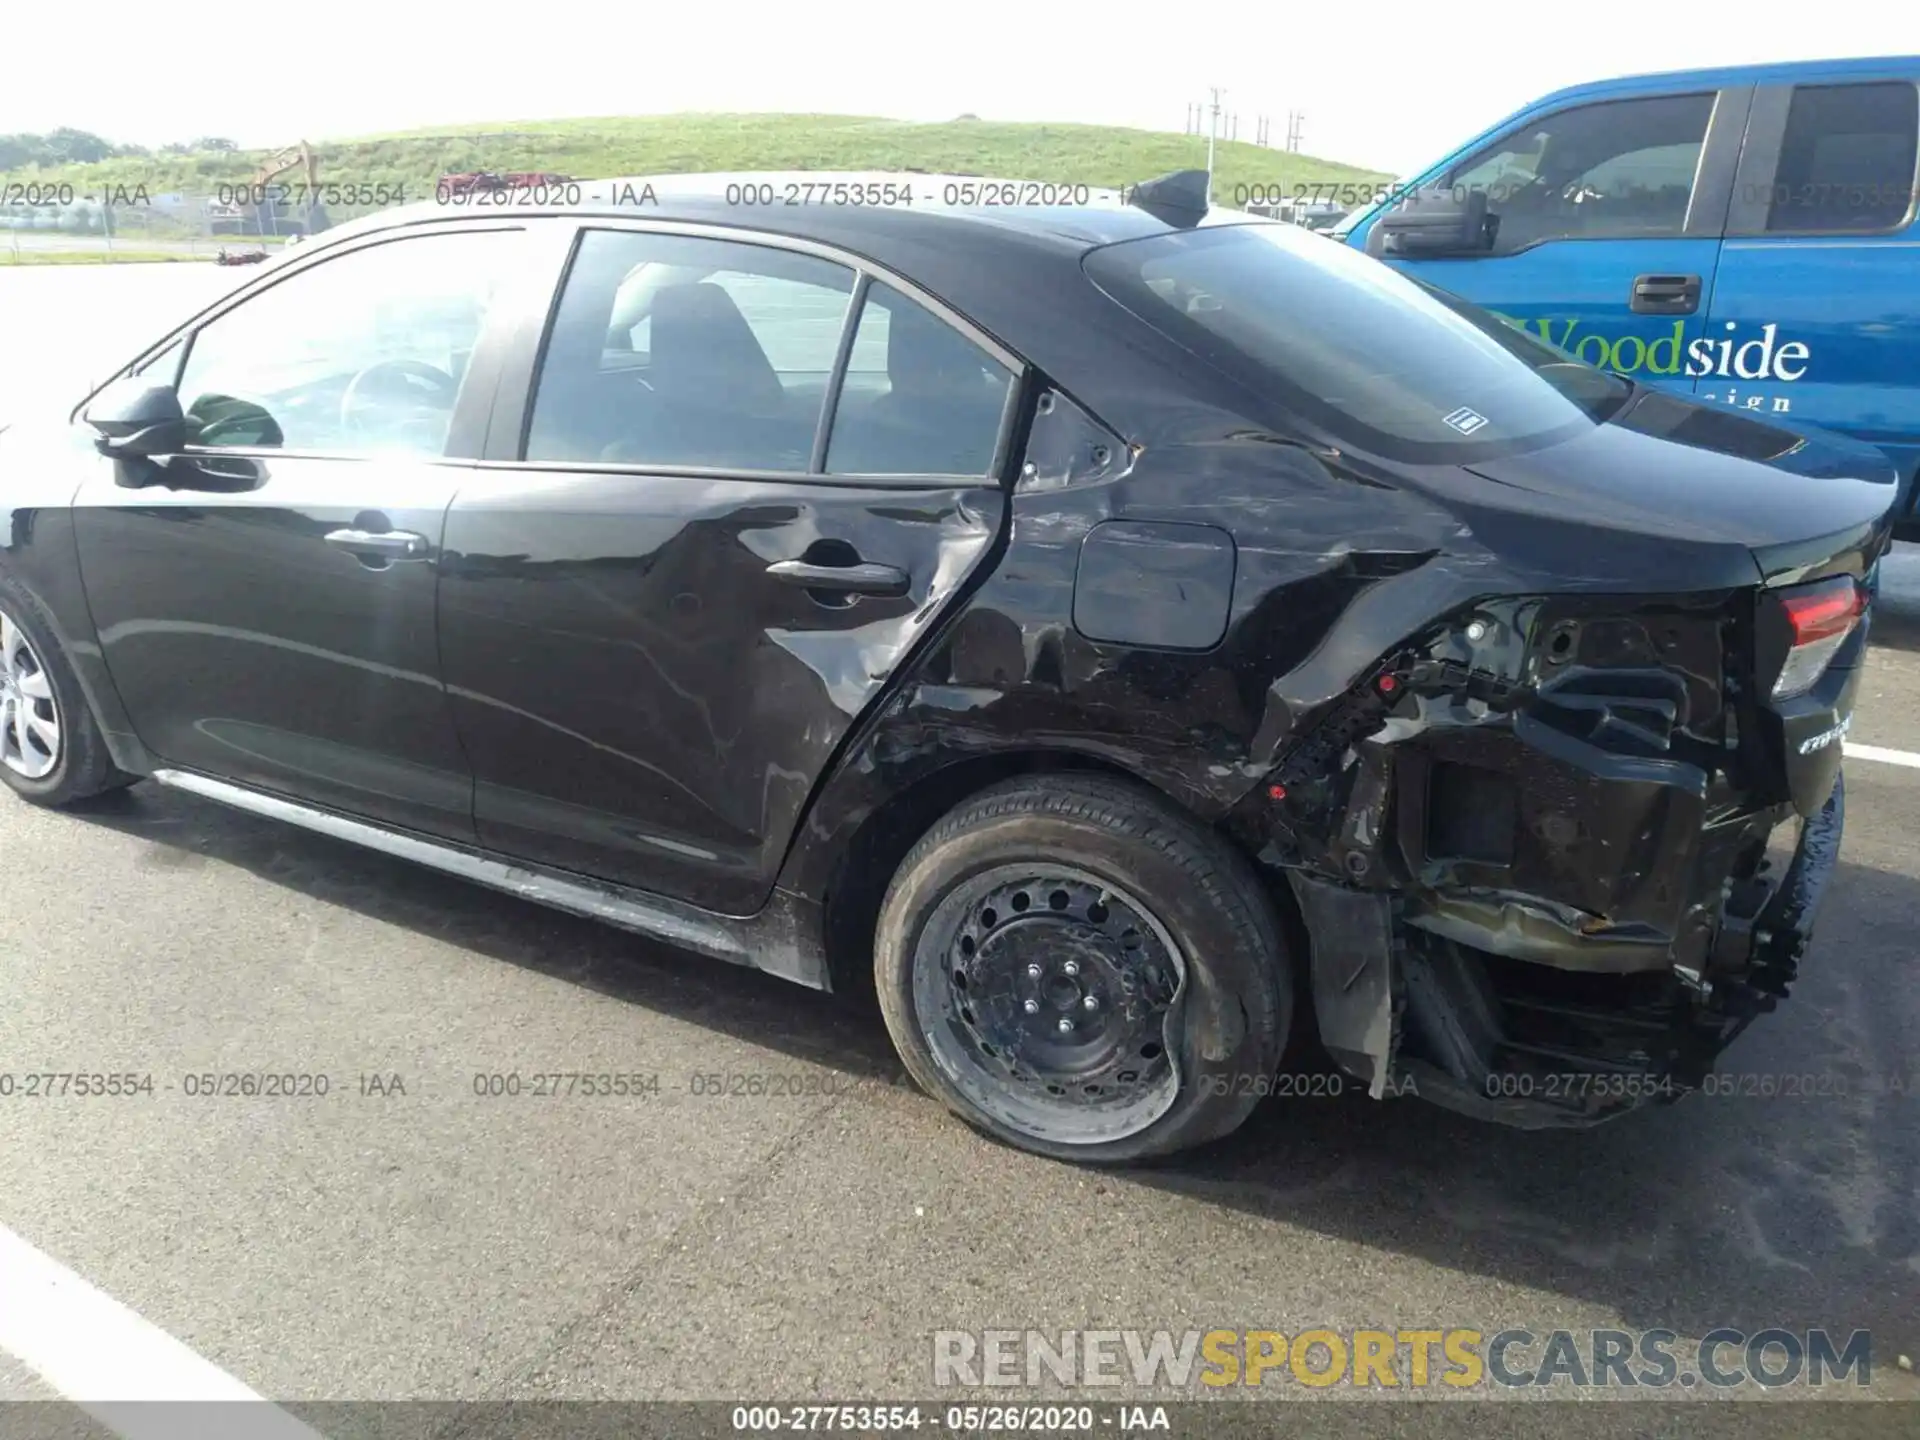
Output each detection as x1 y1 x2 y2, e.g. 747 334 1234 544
0 190 405 262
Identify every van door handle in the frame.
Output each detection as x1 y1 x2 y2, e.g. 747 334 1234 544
1630 273 1701 315
765 559 909 597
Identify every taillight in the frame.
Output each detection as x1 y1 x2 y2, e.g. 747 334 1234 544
1772 576 1867 700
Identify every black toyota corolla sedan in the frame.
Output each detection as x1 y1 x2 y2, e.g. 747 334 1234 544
0 171 1894 1160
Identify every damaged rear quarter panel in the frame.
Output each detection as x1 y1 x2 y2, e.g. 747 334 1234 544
781 335 1875 1129
785 392 1788 906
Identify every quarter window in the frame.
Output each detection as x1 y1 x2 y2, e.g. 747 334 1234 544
175 229 515 455
1446 93 1717 249
526 230 854 470
825 283 1014 476
1765 82 1919 233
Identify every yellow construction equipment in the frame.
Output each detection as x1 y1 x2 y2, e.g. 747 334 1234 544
214 140 327 236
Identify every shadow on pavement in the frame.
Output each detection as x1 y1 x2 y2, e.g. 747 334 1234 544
71 781 1920 1374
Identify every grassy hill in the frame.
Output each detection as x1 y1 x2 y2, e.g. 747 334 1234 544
0 112 1389 214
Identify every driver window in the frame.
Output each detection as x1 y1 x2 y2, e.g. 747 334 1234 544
1446 92 1716 251
174 229 517 455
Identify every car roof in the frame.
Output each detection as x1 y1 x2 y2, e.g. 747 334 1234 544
1526 53 1920 109
295 171 1283 443
320 169 1251 258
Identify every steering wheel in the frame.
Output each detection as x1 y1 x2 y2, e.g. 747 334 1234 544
339 359 459 437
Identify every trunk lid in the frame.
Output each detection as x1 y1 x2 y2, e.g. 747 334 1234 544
1455 390 1892 820
1459 387 1899 556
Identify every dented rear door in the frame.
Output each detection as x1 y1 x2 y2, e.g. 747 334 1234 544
436 223 1018 915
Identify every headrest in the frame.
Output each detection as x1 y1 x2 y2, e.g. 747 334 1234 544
648 282 786 411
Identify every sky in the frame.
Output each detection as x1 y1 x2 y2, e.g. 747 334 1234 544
5 1 1919 175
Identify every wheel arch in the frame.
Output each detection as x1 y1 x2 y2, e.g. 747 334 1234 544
807 747 1122 996
797 739 1307 1003
0 507 152 778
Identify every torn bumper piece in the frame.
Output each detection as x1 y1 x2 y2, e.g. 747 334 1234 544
1287 772 1843 1128
1249 577 1868 1129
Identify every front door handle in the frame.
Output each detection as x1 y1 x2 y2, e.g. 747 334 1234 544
324 527 430 562
765 559 909 597
1630 273 1701 315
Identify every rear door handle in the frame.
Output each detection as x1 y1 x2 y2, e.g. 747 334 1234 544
765 559 909 597
324 527 430 562
1630 273 1701 315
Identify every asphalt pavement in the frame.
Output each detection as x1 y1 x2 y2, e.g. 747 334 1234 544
0 265 1915 1437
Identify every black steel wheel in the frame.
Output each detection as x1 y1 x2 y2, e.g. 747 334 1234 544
876 774 1291 1163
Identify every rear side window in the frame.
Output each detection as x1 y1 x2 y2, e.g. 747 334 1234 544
1766 82 1919 233
526 229 854 470
1444 93 1716 250
825 283 1015 476
1084 222 1632 463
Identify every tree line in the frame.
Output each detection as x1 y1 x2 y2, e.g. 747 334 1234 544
0 130 240 170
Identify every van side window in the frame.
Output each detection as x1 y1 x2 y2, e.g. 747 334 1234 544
1766 82 1919 234
1446 93 1717 251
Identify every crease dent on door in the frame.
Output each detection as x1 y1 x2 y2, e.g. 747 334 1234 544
437 474 1005 914
765 497 998 714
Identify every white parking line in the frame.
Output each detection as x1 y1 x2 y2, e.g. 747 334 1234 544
0 1222 323 1438
1847 742 1920 770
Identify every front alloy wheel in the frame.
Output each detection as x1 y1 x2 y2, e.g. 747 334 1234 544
0 609 60 780
0 572 137 808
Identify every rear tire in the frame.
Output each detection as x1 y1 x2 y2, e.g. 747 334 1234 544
0 571 137 808
875 774 1291 1163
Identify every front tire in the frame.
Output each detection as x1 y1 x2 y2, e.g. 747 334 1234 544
0 572 136 807
875 774 1291 1163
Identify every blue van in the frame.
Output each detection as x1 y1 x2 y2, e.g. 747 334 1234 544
1339 57 1920 537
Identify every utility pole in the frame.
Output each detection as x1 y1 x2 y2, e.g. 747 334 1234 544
1205 86 1225 203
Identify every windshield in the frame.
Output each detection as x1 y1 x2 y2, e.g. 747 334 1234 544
1084 222 1631 461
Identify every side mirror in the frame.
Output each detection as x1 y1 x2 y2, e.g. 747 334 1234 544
1365 187 1496 259
83 379 186 460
